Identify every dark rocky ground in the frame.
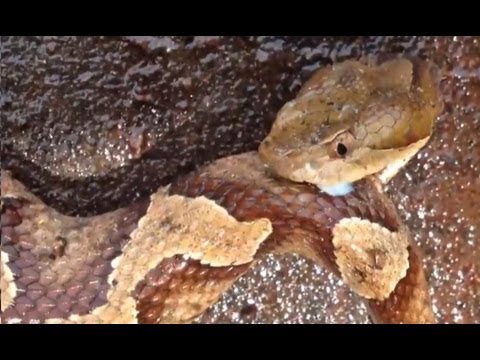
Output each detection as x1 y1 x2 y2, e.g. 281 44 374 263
1 36 478 323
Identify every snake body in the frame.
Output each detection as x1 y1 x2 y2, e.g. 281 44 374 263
0 58 443 324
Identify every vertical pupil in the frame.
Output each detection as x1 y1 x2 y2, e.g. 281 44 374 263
337 143 347 156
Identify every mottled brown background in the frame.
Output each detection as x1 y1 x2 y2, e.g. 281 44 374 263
1 36 478 323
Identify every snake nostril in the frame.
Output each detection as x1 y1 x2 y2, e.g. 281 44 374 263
336 143 348 156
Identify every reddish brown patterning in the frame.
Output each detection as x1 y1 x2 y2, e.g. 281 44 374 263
135 256 251 324
2 152 434 323
168 153 401 273
1 184 149 324
368 245 433 323
168 153 435 323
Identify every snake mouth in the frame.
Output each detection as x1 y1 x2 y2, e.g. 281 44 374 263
261 134 430 192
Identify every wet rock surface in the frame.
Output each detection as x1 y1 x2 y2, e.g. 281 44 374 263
2 36 478 323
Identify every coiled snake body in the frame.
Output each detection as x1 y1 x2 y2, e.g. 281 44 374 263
0 58 443 324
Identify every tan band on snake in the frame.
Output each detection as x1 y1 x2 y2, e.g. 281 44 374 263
0 58 443 324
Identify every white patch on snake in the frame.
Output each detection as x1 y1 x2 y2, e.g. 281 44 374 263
319 182 353 196
1 251 17 313
332 218 410 300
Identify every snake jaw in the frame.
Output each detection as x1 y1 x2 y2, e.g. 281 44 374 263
275 142 428 192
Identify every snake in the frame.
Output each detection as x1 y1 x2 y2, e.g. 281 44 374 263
0 57 444 324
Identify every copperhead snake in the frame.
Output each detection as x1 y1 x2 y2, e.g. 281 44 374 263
0 57 443 324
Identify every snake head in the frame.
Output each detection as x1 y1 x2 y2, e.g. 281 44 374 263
259 58 444 195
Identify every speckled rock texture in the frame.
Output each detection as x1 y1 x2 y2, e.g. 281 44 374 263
1 36 478 323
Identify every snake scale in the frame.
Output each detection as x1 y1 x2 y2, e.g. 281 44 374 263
0 57 443 324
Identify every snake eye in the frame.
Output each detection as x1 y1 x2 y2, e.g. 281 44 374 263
328 132 355 159
336 143 348 156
